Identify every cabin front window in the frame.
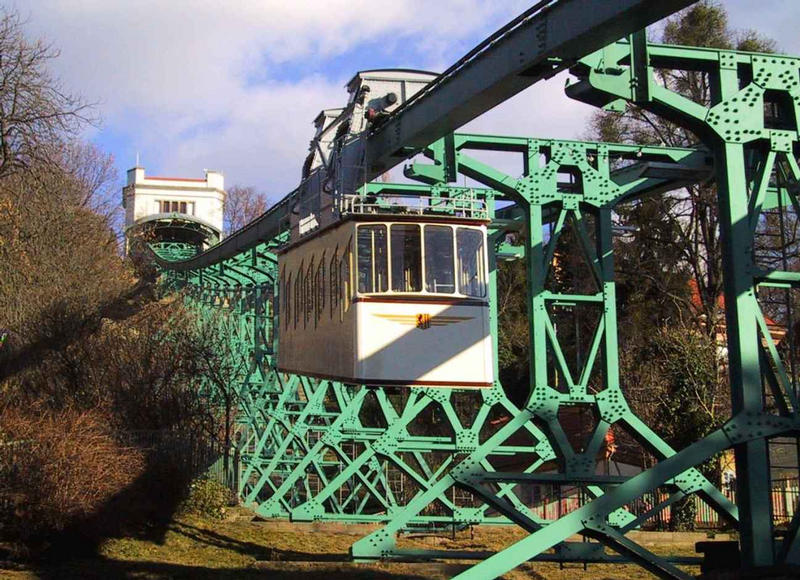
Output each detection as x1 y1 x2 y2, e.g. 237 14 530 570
390 224 421 292
357 225 388 293
356 222 486 298
457 227 486 297
424 225 455 294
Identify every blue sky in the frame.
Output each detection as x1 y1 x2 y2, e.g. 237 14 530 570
13 0 800 204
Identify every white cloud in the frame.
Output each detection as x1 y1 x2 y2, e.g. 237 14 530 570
14 0 533 195
11 0 800 200
160 76 342 199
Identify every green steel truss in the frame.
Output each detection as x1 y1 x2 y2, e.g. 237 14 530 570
155 138 740 579
148 39 800 580
149 241 199 262
561 37 800 573
162 190 555 530
348 137 736 579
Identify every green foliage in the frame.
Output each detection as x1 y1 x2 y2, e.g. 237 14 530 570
497 260 527 396
662 1 731 49
621 326 724 531
648 327 722 446
179 477 234 519
663 1 776 53
669 496 699 532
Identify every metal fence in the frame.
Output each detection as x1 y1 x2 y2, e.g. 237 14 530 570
4 429 796 529
521 479 799 529
118 430 237 490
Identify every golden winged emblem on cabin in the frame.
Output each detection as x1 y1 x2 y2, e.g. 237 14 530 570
373 313 473 330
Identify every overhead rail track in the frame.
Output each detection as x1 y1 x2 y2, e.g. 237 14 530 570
154 0 697 274
364 0 697 175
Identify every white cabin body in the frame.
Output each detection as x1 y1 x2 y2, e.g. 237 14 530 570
277 217 494 387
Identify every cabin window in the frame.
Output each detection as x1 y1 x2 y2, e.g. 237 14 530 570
357 225 388 293
390 224 422 292
457 227 486 297
305 260 313 327
424 225 455 294
295 265 302 328
282 272 289 330
354 222 486 298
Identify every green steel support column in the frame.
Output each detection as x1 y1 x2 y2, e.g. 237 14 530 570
568 36 800 570
526 202 549 430
717 143 774 565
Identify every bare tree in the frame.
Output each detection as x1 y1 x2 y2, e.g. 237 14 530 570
223 185 268 235
0 159 132 387
59 141 119 222
587 1 776 333
0 8 92 177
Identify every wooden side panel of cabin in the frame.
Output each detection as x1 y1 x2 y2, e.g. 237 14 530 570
277 222 357 380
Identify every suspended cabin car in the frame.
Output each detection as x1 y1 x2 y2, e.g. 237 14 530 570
277 211 493 387
277 70 493 387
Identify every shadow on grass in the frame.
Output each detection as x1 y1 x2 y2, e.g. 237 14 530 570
42 442 203 560
35 557 434 580
171 521 346 562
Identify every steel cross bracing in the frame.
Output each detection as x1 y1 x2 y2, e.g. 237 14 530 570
149 242 199 262
547 37 800 573
160 185 553 528
348 137 736 579
154 135 738 578
141 13 800 580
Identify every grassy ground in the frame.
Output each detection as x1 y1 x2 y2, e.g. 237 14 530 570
0 507 703 579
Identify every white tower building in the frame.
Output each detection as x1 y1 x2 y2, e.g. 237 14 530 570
123 166 225 233
122 166 226 254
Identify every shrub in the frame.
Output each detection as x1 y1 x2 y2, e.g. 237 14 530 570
0 407 145 543
179 477 233 519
